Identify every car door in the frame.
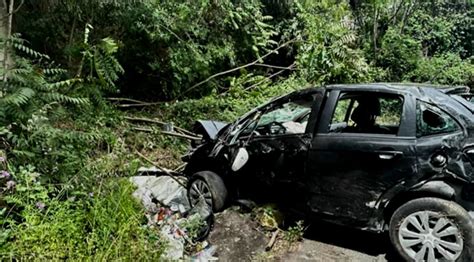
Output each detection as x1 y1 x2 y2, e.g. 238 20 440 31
233 89 324 203
306 89 418 225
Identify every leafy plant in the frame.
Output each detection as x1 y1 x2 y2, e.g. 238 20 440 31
284 220 305 243
296 0 371 85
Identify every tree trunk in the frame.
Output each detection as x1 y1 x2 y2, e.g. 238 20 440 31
1 0 13 86
373 7 379 60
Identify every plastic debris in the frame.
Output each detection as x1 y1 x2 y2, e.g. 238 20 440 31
191 244 218 261
130 176 190 213
130 174 216 260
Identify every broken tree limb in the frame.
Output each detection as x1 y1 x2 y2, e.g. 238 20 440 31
132 127 153 133
108 97 164 107
161 131 201 141
132 126 201 141
135 150 187 188
265 230 279 251
125 116 198 137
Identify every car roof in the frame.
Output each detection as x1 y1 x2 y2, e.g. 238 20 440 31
293 82 473 122
324 82 470 97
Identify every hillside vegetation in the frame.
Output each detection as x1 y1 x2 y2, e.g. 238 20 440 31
0 0 473 259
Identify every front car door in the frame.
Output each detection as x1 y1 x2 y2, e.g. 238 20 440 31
232 89 323 203
307 88 418 227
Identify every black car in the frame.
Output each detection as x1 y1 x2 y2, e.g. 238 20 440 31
184 83 474 261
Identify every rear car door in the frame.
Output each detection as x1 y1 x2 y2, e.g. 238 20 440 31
306 89 418 225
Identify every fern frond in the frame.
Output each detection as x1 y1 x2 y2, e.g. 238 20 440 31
12 43 50 60
43 68 68 75
1 87 36 106
48 78 83 90
44 93 89 105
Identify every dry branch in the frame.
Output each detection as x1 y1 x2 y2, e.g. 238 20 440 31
265 230 279 251
135 150 187 188
132 126 201 141
125 116 198 137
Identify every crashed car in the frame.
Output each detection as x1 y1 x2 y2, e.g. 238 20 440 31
183 83 474 261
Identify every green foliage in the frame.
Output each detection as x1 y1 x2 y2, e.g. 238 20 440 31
377 28 422 81
404 53 474 86
1 175 164 260
157 76 309 130
16 0 278 100
284 220 305 243
296 0 371 85
2 1 474 259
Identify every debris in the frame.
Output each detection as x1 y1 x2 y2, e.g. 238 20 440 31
130 176 190 212
191 244 217 261
130 174 215 260
265 230 280 251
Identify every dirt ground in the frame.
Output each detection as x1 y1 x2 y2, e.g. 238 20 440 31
209 207 398 261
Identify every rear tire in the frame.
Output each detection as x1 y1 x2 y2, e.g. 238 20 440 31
188 171 227 212
389 197 473 262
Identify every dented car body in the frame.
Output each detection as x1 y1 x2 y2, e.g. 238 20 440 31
184 83 474 261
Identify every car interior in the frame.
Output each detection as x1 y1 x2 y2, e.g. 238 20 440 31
329 93 403 135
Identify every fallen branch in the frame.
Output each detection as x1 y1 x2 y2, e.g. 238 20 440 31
175 38 297 100
135 150 187 188
115 102 163 108
132 126 201 140
161 131 201 141
125 116 198 137
108 97 164 107
132 127 153 133
265 230 280 251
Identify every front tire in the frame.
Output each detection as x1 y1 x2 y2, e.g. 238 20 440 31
389 197 473 262
187 171 228 212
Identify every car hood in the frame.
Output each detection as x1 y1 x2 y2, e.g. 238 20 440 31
194 120 228 140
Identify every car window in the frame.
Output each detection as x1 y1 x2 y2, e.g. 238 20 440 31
237 96 314 137
256 101 311 135
416 101 460 137
329 92 403 135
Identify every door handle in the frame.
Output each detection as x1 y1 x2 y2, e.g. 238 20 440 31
377 151 403 160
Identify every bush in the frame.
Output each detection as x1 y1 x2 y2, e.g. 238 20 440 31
377 28 422 82
1 174 164 260
404 53 474 87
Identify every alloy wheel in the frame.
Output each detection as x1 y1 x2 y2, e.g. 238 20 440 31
189 179 213 207
398 210 463 261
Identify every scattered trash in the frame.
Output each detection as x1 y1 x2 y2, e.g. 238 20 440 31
191 244 218 261
130 175 190 213
130 174 216 260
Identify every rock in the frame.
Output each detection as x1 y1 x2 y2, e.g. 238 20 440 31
208 209 267 261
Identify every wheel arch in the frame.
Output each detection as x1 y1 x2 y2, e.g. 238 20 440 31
382 180 457 227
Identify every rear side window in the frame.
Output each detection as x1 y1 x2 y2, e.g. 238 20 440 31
416 101 460 137
329 92 403 135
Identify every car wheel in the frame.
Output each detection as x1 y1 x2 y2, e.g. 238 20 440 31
389 197 473 262
188 171 227 212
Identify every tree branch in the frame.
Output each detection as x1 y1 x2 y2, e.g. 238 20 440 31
124 116 198 137
174 39 297 100
243 63 296 92
254 63 297 70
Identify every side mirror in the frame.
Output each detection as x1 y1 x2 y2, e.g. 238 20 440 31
231 147 249 171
